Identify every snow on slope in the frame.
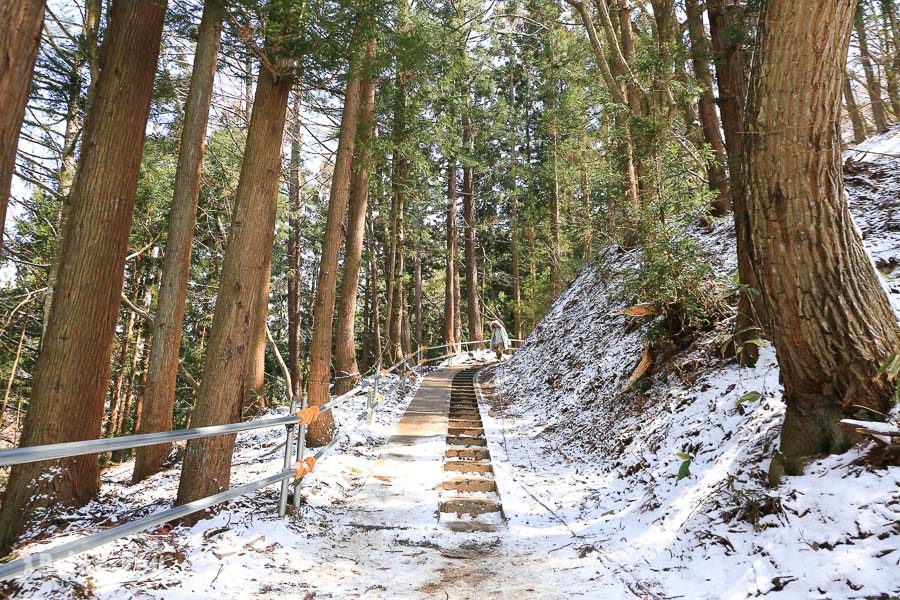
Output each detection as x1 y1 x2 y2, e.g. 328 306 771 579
487 129 900 598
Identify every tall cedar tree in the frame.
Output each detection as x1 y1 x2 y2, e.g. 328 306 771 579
462 114 482 343
0 0 46 255
684 0 730 215
443 161 459 353
175 59 292 517
306 30 365 447
707 0 766 366
743 0 900 472
134 0 225 483
287 91 304 400
0 0 166 552
334 48 377 395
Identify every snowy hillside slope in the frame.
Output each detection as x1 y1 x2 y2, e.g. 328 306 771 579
487 129 900 598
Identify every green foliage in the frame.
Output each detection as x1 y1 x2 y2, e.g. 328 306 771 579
874 351 900 404
616 143 727 331
676 452 693 481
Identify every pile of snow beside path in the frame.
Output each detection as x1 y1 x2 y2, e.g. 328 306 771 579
490 131 900 598
3 371 423 598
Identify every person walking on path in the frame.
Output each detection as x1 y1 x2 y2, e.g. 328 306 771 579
489 320 510 361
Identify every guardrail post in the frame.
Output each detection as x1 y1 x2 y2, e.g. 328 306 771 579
292 394 308 510
278 395 298 517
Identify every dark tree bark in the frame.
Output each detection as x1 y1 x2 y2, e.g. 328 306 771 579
685 0 731 215
707 0 765 367
0 0 166 553
0 0 46 255
744 0 900 471
334 66 376 395
287 91 303 400
307 48 363 447
175 62 291 517
134 0 224 483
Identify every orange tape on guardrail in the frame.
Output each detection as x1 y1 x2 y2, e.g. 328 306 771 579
296 406 321 425
294 456 317 479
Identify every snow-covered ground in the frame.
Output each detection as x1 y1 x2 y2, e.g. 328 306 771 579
483 127 900 598
3 128 899 599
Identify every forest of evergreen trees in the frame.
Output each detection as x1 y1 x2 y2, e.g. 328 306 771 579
0 0 898 558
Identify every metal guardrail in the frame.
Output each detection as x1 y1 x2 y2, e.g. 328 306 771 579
0 337 524 581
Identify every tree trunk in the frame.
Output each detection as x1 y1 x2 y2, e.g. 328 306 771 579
0 0 46 256
707 0 764 367
549 116 563 299
134 0 224 483
843 75 870 144
855 6 888 132
462 116 482 345
443 160 459 353
287 91 304 400
0 0 166 553
414 250 423 345
367 210 383 366
685 0 731 215
1 324 28 418
744 0 900 471
334 68 376 395
307 53 364 447
881 0 900 116
242 251 272 415
175 63 291 517
42 0 101 343
386 94 406 363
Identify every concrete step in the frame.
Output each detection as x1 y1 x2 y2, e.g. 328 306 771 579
445 447 490 460
439 497 501 516
441 520 500 533
448 426 484 437
448 419 482 428
442 477 497 493
446 436 486 447
444 460 492 474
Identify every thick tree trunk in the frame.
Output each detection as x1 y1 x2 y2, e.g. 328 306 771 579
0 0 46 255
0 0 165 553
334 71 375 395
134 0 224 483
685 0 730 215
307 57 363 447
242 251 272 415
287 91 303 400
175 63 291 516
844 75 870 144
855 7 888 132
707 0 764 367
42 0 101 343
443 161 459 353
744 0 900 471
